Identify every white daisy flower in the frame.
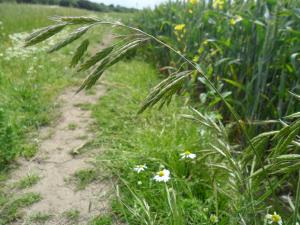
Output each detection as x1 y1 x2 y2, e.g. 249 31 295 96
180 150 196 159
133 164 147 173
153 169 170 182
266 212 283 225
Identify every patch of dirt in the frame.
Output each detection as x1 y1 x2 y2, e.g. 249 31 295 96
6 33 119 225
8 85 113 225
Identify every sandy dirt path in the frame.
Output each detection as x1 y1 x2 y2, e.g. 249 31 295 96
5 34 119 225
9 85 114 225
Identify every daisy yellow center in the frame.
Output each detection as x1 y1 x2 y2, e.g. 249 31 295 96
185 151 191 155
158 171 165 177
272 214 281 223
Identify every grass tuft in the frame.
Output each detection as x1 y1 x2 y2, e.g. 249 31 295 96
63 209 80 222
14 173 40 190
73 168 97 190
91 60 204 224
27 212 52 224
0 192 41 224
88 215 112 225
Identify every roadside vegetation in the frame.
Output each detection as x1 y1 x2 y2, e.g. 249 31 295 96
0 3 82 168
0 3 110 168
0 4 107 224
91 60 213 224
0 0 300 224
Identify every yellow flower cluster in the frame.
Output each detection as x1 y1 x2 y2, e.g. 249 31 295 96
174 24 186 42
189 0 198 5
213 0 225 10
174 24 186 32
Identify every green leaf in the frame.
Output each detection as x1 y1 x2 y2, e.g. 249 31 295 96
289 91 300 101
222 78 245 90
284 112 300 119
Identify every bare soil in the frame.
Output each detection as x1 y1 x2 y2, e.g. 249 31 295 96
7 84 115 224
1 32 121 225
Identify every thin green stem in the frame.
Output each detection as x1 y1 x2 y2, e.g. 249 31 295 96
293 169 300 223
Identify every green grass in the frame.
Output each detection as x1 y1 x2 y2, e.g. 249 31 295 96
89 57 300 224
74 102 92 111
0 4 112 223
0 192 41 225
1 2 299 224
73 168 97 190
91 60 216 224
14 173 40 189
0 3 109 168
88 215 112 225
26 212 52 224
0 4 81 167
63 209 80 222
68 122 78 130
0 3 99 39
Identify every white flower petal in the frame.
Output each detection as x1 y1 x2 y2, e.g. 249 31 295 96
188 153 196 159
153 169 171 182
180 151 196 160
163 169 170 176
133 164 147 173
266 214 272 220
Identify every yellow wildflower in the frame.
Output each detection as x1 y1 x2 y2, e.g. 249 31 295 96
188 9 193 14
174 24 186 32
189 0 198 5
213 0 225 10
